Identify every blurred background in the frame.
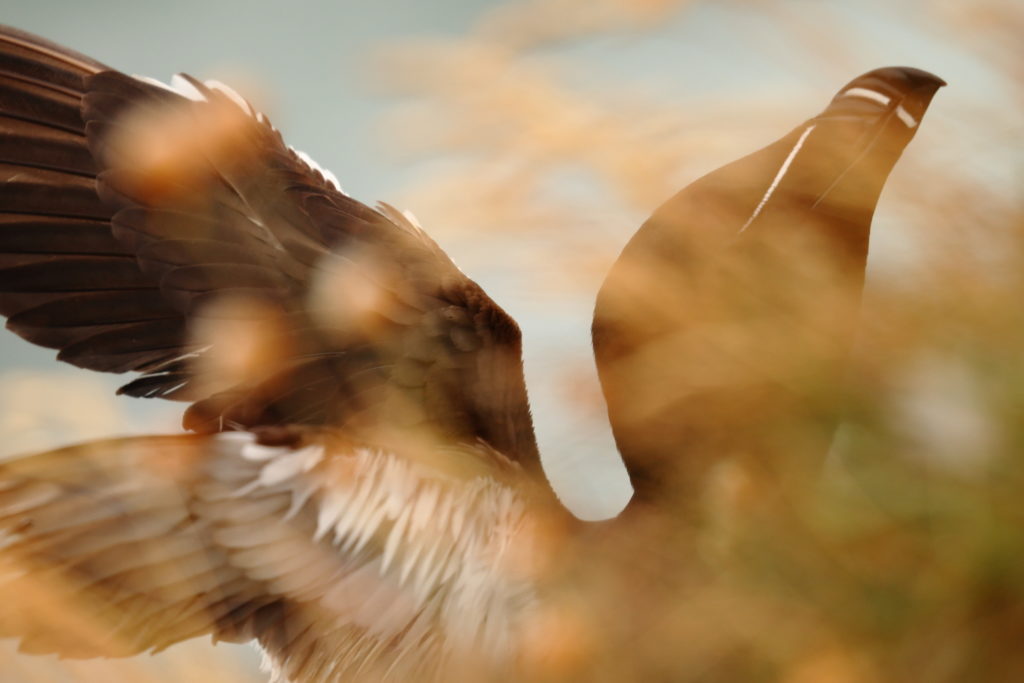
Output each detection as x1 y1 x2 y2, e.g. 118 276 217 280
0 0 1021 680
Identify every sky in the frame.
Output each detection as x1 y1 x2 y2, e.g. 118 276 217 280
0 0 1016 523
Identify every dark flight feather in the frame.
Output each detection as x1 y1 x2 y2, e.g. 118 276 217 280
0 25 540 471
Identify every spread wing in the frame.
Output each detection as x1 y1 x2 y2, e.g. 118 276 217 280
0 25 540 471
0 430 557 682
0 26 570 678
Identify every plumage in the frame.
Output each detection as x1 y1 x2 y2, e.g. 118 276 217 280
592 66 945 506
0 26 541 477
0 23 944 683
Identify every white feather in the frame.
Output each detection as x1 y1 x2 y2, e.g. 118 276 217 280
170 73 206 101
351 500 390 556
293 148 344 193
332 467 376 545
240 441 282 462
205 79 255 115
399 532 426 587
315 490 349 542
340 482 386 552
258 445 323 487
411 483 439 534
381 504 412 575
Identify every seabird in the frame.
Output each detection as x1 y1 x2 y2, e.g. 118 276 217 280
0 25 942 682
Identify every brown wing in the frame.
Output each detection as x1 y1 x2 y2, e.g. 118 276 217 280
0 25 540 471
0 430 547 681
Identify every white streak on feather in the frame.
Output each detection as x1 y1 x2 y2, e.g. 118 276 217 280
132 74 179 94
333 467 376 546
285 480 317 520
258 445 324 487
402 209 424 230
413 535 444 602
340 482 386 553
381 503 412 575
205 79 255 115
895 104 919 128
240 441 282 462
417 543 450 603
170 73 206 101
315 490 348 542
293 148 344 194
351 500 390 556
839 86 891 106
398 531 425 587
739 123 817 233
412 484 438 534
162 380 189 395
162 344 212 366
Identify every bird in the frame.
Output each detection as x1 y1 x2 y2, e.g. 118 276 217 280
0 24 942 683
